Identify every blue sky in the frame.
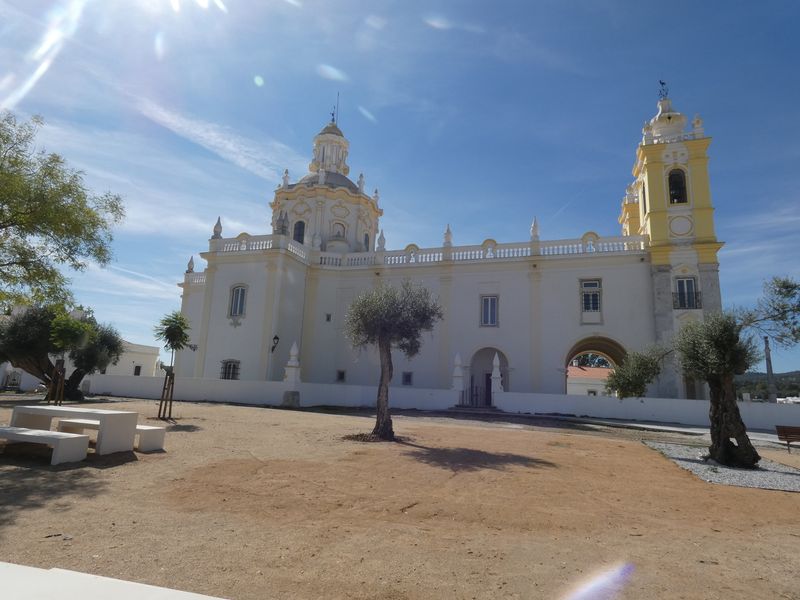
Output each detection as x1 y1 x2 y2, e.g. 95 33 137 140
1 0 799 371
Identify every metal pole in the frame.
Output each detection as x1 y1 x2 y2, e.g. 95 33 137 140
764 336 778 403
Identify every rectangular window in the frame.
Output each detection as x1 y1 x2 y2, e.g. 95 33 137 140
133 365 141 376
674 278 701 309
402 372 413 386
336 370 346 382
587 390 597 396
480 296 498 326
220 360 240 380
325 313 332 322
581 280 601 312
229 286 246 317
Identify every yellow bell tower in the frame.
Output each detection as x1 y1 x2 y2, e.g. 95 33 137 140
620 88 724 399
628 94 723 265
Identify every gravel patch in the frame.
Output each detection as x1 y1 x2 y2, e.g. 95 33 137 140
645 441 800 492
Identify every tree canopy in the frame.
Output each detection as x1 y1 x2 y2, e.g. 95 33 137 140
345 281 443 440
604 347 664 399
0 304 124 401
154 311 191 364
0 111 124 306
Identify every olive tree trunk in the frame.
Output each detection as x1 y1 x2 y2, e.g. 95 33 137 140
708 375 760 468
64 369 86 403
372 336 395 440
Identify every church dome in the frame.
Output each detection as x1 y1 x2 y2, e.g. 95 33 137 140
318 122 344 137
295 170 359 193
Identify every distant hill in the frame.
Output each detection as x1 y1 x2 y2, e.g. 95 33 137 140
734 371 800 398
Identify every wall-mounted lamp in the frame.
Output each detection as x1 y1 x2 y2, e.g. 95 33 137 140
271 335 280 353
188 344 198 352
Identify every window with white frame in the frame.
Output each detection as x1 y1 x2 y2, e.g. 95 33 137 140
229 285 246 317
480 295 498 327
293 220 305 244
674 277 701 309
220 359 240 380
581 280 601 312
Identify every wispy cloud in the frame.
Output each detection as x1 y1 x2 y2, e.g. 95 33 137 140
492 31 580 73
137 98 306 183
316 63 349 82
423 15 485 34
75 264 178 301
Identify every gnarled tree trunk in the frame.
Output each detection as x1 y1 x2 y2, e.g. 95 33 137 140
64 369 86 403
708 375 760 468
372 336 394 440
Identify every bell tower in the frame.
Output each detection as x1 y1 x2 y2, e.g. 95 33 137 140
269 118 382 254
621 88 723 399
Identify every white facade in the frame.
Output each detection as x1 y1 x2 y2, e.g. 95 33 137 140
175 98 723 403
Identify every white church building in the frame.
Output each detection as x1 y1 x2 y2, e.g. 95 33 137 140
173 95 722 405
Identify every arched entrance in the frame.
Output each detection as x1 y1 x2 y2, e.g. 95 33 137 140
564 337 626 396
469 347 509 407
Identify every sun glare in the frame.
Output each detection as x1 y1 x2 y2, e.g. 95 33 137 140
163 0 228 13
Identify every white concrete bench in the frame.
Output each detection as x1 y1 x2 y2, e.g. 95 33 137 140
57 419 166 452
0 426 89 465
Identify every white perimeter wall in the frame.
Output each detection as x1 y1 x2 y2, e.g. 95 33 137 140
83 374 800 432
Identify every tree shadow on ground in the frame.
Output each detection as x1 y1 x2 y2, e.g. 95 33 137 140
398 440 557 473
0 448 111 533
166 423 203 433
142 417 202 433
298 406 601 434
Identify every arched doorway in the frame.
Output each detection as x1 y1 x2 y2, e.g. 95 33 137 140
564 337 626 396
469 347 509 407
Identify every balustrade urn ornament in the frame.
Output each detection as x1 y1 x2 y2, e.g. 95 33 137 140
377 229 386 251
212 217 223 239
357 173 365 193
282 169 290 188
373 188 380 203
186 256 195 273
530 217 540 241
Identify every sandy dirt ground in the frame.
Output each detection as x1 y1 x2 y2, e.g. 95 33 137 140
1 396 798 600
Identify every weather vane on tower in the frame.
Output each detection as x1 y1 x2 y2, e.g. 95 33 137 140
330 92 340 124
658 80 669 100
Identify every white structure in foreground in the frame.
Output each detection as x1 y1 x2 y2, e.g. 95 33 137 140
175 95 723 404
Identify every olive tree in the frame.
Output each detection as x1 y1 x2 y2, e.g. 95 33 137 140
0 111 124 306
605 277 800 469
345 281 443 440
675 314 761 467
0 305 123 402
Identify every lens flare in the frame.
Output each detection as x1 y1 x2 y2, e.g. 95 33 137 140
154 32 166 60
562 562 634 600
1 0 88 110
253 75 265 87
358 106 377 123
316 64 348 82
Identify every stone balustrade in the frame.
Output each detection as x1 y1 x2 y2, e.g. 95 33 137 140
194 233 648 282
185 273 206 285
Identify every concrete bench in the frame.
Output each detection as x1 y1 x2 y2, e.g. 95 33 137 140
0 426 89 465
58 419 166 452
